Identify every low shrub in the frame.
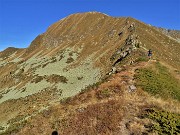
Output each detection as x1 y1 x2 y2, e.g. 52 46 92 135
96 89 111 99
66 57 74 63
135 56 149 62
144 108 180 134
135 62 180 101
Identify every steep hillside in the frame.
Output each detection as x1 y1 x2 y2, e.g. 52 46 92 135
0 12 180 134
156 27 180 42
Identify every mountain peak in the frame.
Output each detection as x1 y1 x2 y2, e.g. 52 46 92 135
0 11 180 135
81 11 110 16
69 11 110 17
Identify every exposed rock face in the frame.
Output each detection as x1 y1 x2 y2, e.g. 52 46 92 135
111 24 141 66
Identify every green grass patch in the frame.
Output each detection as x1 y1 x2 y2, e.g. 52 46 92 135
144 108 180 135
135 62 180 101
135 56 149 62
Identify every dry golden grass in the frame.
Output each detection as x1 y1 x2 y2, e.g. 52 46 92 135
6 86 178 135
3 61 178 135
1 12 180 135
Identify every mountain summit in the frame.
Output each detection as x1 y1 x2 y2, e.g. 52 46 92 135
0 12 180 134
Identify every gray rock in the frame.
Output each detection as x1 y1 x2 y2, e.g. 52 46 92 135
112 67 117 73
129 85 137 92
76 107 85 113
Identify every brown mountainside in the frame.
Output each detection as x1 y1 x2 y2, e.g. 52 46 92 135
1 12 180 69
0 12 180 134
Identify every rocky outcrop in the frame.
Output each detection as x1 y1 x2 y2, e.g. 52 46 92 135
111 24 142 66
156 27 180 42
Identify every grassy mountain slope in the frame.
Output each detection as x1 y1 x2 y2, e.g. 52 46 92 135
0 12 180 134
2 61 180 135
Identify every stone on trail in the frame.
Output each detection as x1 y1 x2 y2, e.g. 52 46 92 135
129 85 137 92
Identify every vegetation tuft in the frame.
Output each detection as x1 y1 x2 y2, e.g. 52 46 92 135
46 74 68 83
60 97 72 104
135 56 149 62
31 76 44 83
66 57 74 63
0 126 4 131
144 108 180 135
135 62 180 101
96 89 111 99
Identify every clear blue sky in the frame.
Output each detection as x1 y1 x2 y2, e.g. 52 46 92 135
0 0 180 51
